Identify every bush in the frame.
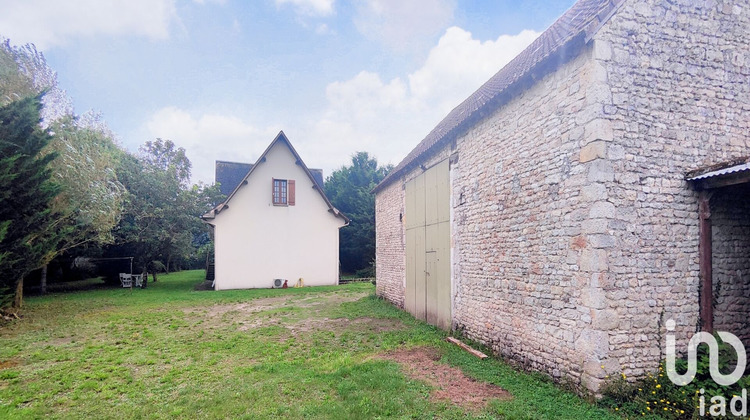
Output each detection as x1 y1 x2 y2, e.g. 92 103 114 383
600 334 750 418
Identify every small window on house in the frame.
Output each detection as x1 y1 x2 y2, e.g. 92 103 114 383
272 178 295 206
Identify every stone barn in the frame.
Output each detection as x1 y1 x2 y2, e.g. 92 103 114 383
373 0 750 393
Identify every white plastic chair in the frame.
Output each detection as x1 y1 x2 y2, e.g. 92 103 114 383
133 274 143 288
119 273 132 288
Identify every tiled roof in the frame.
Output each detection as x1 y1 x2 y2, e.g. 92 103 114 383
374 0 625 192
215 161 324 196
215 161 253 196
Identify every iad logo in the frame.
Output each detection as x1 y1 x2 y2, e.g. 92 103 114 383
665 319 747 417
665 319 746 386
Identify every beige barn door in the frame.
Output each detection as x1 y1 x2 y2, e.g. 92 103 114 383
405 159 451 330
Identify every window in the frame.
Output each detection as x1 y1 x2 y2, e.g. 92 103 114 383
272 178 295 206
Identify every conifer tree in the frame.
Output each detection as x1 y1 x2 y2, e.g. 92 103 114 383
0 96 61 309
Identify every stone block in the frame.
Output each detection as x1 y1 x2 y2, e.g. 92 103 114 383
580 141 607 163
575 328 610 359
589 201 615 219
579 248 608 272
592 40 612 61
584 118 614 144
587 160 614 182
582 287 607 309
593 309 620 330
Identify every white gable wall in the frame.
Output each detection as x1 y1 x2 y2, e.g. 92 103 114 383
212 140 345 289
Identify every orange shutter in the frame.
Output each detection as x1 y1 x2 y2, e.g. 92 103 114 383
288 180 295 205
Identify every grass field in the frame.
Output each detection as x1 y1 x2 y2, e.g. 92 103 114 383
0 270 618 419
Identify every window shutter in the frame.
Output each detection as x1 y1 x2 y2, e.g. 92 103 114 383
272 178 275 203
288 180 295 206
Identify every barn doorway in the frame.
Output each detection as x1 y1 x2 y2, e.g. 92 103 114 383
688 160 750 347
405 159 451 330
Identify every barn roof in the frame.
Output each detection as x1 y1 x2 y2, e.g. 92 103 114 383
373 0 625 193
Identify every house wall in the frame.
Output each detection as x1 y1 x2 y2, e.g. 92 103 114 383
376 0 750 394
212 141 345 289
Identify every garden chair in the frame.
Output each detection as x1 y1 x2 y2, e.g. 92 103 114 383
119 273 132 288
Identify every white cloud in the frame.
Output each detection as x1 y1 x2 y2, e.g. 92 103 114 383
275 0 334 17
309 27 541 171
354 0 456 52
143 27 541 185
145 107 280 184
0 0 179 49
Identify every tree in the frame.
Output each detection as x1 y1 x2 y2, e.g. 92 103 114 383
324 152 392 274
0 96 61 309
109 139 221 280
2 39 125 293
0 38 72 123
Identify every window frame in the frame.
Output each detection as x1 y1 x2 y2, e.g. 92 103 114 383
272 178 288 206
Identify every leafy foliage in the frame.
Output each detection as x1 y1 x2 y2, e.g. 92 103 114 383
0 38 72 123
45 115 125 252
108 139 222 277
324 152 391 274
0 96 61 308
600 336 750 418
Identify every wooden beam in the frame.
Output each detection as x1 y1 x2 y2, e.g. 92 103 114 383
446 337 488 359
698 190 713 333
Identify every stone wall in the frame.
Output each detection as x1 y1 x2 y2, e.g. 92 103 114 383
594 0 750 381
375 180 405 307
375 0 750 394
712 183 750 347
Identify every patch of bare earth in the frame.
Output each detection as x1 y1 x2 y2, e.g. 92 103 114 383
286 316 405 335
182 291 372 332
381 347 511 412
0 358 20 369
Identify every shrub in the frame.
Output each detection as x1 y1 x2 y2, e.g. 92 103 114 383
600 334 749 418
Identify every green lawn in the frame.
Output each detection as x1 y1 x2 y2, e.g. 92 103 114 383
0 270 618 419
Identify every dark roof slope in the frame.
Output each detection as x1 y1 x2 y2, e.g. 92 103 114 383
215 161 324 196
374 0 625 192
215 161 254 196
309 168 324 190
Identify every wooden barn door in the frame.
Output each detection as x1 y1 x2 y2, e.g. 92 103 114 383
405 159 451 330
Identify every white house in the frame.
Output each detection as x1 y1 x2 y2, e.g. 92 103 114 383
202 131 349 290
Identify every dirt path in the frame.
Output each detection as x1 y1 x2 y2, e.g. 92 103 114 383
381 346 511 412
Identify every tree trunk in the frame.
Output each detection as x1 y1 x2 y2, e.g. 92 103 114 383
165 254 172 274
142 270 148 289
40 264 48 294
153 270 158 282
13 278 23 309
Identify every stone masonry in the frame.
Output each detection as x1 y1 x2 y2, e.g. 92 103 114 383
375 0 750 394
712 183 750 348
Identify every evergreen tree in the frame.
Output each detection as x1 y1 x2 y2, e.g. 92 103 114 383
0 96 61 309
324 152 391 274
